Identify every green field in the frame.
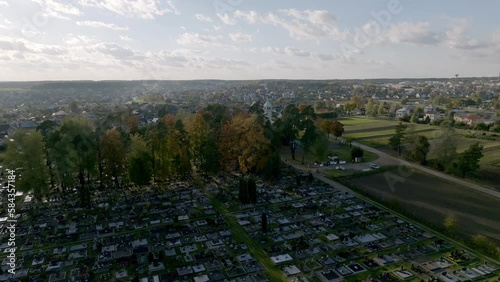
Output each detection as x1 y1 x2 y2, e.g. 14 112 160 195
339 117 500 188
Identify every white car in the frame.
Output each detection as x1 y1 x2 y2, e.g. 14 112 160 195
370 163 380 169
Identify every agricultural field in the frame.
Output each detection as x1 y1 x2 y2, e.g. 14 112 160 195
340 117 500 188
349 168 500 245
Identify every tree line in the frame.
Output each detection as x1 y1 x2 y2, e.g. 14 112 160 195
3 102 343 206
389 122 483 177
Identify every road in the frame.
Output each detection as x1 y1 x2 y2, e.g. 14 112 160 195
350 141 500 199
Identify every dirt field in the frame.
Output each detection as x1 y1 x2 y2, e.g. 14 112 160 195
351 168 500 245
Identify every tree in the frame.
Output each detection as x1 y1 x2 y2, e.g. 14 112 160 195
219 113 271 173
455 142 483 178
280 104 302 148
247 178 257 203
300 119 318 164
317 120 334 137
343 102 357 115
312 132 329 161
389 122 407 156
411 108 424 123
100 128 127 188
434 124 457 172
262 212 268 233
407 135 430 165
351 146 364 161
239 177 249 204
59 118 96 207
128 134 152 186
4 130 49 199
345 136 353 148
264 151 281 180
365 99 378 117
331 121 345 139
444 213 457 233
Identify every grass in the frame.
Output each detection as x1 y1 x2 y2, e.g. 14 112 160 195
329 143 378 163
338 117 500 188
207 195 287 282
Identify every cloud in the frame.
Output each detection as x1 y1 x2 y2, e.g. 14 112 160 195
0 40 29 52
386 22 442 45
195 14 212 22
217 13 238 25
0 1 9 7
284 47 310 57
92 43 137 59
234 10 259 24
31 0 81 20
77 0 179 19
176 32 221 46
120 35 132 41
262 9 348 41
316 53 336 61
76 21 129 31
64 34 96 45
262 46 284 54
229 33 252 42
216 13 237 25
445 19 489 50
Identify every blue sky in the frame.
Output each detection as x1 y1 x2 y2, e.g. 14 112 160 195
0 0 499 80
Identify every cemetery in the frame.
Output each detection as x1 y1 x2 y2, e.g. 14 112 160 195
0 164 499 281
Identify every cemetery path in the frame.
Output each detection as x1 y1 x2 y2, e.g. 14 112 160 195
351 141 500 199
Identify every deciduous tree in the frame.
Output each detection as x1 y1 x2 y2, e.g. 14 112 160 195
455 142 483 178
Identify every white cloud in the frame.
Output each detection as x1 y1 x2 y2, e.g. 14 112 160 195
64 34 96 45
445 19 489 50
176 32 221 46
234 10 259 24
120 35 132 41
284 47 310 57
262 46 284 54
387 22 441 45
195 14 212 22
31 0 81 20
229 33 252 42
262 9 348 41
77 0 179 19
76 21 129 31
216 13 237 25
0 1 9 7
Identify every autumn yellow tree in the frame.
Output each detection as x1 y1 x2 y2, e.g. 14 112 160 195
219 113 271 174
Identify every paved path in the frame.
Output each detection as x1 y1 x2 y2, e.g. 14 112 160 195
350 141 500 199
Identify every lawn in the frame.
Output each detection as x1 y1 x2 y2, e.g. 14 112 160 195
338 117 500 188
346 128 438 140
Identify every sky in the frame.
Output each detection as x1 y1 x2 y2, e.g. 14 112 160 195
1 0 500 81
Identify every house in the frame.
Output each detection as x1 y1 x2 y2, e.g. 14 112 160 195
416 93 428 99
52 110 67 122
0 124 9 138
263 100 274 122
19 121 37 129
453 113 483 126
424 111 444 121
424 104 438 113
140 275 160 282
396 108 411 119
